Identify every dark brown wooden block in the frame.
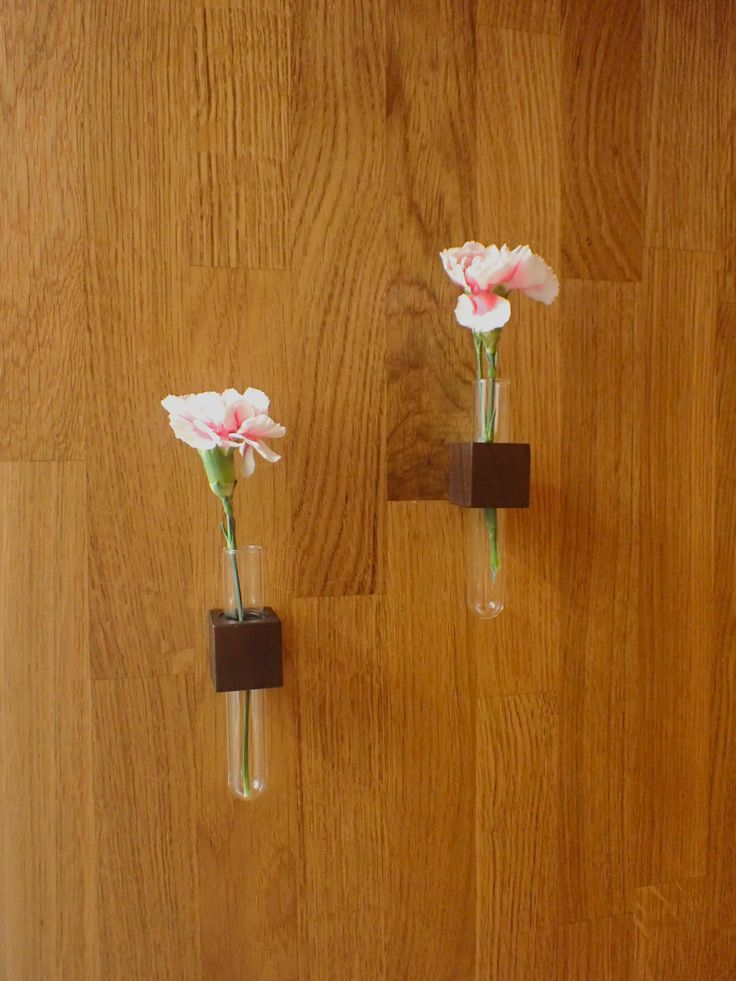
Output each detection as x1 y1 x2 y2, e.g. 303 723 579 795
209 608 283 692
448 442 531 508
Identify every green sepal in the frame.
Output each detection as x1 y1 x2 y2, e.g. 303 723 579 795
480 328 502 357
198 447 238 500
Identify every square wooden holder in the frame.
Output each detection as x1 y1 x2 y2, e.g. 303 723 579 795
448 442 531 508
209 608 283 692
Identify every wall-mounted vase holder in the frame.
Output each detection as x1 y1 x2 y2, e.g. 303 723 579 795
448 378 530 619
209 545 283 800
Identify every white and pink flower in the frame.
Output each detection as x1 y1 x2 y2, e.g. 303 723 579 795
439 242 559 332
161 387 285 476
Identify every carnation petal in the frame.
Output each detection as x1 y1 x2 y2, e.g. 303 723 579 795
439 251 469 289
504 250 559 304
169 417 219 450
240 414 286 441
244 387 270 414
241 445 256 477
250 439 281 464
523 266 560 303
454 292 511 332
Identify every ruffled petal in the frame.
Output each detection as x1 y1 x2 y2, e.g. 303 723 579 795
239 414 286 441
454 291 511 332
439 250 470 289
241 445 256 477
244 387 270 414
249 439 281 464
503 249 559 303
168 416 219 450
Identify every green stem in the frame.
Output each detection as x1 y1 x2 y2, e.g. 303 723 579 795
220 497 251 797
242 691 251 795
484 506 501 581
474 333 484 380
221 498 244 622
479 337 501 579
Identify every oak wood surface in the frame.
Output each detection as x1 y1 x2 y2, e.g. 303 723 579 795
476 692 559 979
384 502 476 980
562 0 643 280
190 0 289 269
386 0 477 502
287 0 385 596
558 280 641 924
1 0 734 977
0 1 87 461
643 0 722 252
0 464 98 980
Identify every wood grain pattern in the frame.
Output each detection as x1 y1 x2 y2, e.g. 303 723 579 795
720 7 736 300
710 301 736 928
477 0 560 34
476 692 558 980
292 595 387 980
560 916 634 981
194 669 299 981
562 0 642 280
628 248 715 888
92 676 200 979
84 0 196 679
644 0 722 252
287 0 385 595
384 502 475 980
385 0 476 501
634 879 710 981
476 28 560 266
2 1 735 977
190 0 289 269
558 280 640 923
0 464 98 980
0 0 86 460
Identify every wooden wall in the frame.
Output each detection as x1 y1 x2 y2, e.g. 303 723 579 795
1 0 734 977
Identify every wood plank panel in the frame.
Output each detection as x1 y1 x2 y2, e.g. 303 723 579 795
195 669 299 981
385 0 476 502
476 692 558 980
92 676 200 979
84 1 196 678
287 0 385 595
0 0 86 460
185 267 300 981
561 0 643 281
190 0 289 269
292 595 387 979
2 0 736 977
710 301 736 927
558 281 640 922
644 0 721 251
627 248 715 888
384 502 475 980
634 879 709 981
478 0 560 34
476 28 560 266
0 463 98 980
720 9 736 300
559 916 634 981
473 26 562 698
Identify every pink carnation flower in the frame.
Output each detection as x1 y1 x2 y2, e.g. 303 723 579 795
439 242 559 332
161 388 285 476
